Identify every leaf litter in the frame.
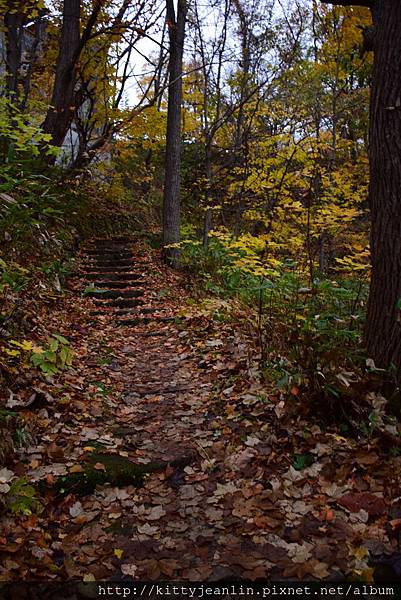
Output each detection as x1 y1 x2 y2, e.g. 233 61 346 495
0 238 401 583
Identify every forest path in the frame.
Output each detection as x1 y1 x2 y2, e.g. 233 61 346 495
79 236 209 467
56 236 268 581
1 238 396 583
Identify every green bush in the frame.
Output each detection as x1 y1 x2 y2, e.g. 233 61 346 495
181 231 368 401
259 272 367 399
0 259 30 293
31 334 73 376
7 477 41 516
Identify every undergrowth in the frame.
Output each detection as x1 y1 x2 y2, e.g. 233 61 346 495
180 233 377 421
0 158 143 462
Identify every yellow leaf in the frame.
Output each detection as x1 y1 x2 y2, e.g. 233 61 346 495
9 339 35 351
3 348 20 357
349 545 369 561
114 549 124 559
20 340 35 351
69 465 84 473
354 567 374 583
9 340 24 348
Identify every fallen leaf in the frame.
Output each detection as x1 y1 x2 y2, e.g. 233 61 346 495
245 436 260 447
146 506 166 521
69 464 85 473
338 492 386 517
69 501 83 518
0 468 14 483
137 523 159 535
121 564 137 577
93 462 106 471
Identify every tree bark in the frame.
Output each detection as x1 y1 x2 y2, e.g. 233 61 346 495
322 0 371 5
4 4 24 98
202 142 213 248
162 0 187 268
323 0 401 370
41 0 105 152
42 0 81 147
364 2 401 370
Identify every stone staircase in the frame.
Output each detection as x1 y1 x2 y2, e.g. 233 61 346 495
79 237 172 327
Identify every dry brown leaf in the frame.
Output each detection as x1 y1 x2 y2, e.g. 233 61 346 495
146 506 166 521
338 492 386 517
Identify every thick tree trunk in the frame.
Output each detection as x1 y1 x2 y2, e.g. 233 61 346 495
364 2 401 370
42 0 81 147
322 0 401 371
162 0 187 268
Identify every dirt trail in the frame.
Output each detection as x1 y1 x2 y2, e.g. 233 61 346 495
79 237 210 466
1 237 398 583
56 237 259 581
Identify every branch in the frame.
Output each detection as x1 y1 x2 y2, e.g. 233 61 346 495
73 0 104 64
320 0 372 6
166 0 176 25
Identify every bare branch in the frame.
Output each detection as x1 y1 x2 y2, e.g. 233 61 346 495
320 0 372 7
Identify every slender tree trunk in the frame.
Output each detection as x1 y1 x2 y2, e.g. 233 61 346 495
42 0 81 147
162 0 187 267
364 1 401 370
4 6 24 99
202 141 213 248
232 0 250 239
2 3 24 160
21 12 46 112
194 0 229 249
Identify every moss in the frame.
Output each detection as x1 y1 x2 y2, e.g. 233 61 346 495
54 453 151 496
112 426 138 437
105 517 135 535
53 451 196 496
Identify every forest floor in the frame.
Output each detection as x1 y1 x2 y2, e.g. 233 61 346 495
1 237 401 583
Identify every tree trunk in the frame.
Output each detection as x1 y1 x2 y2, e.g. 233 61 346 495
4 5 24 98
162 0 187 268
232 0 251 240
42 0 81 148
364 2 401 370
322 0 401 371
202 141 213 248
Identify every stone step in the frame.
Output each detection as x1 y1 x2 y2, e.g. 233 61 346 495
83 259 134 268
114 307 155 316
85 252 134 261
86 247 133 254
95 298 145 309
91 236 132 245
84 273 143 281
82 266 137 273
93 281 143 289
89 307 156 317
117 316 174 327
87 289 145 300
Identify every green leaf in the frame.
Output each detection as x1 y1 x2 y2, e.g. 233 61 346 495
53 334 69 345
7 478 41 515
49 339 59 352
293 453 314 471
40 363 58 376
